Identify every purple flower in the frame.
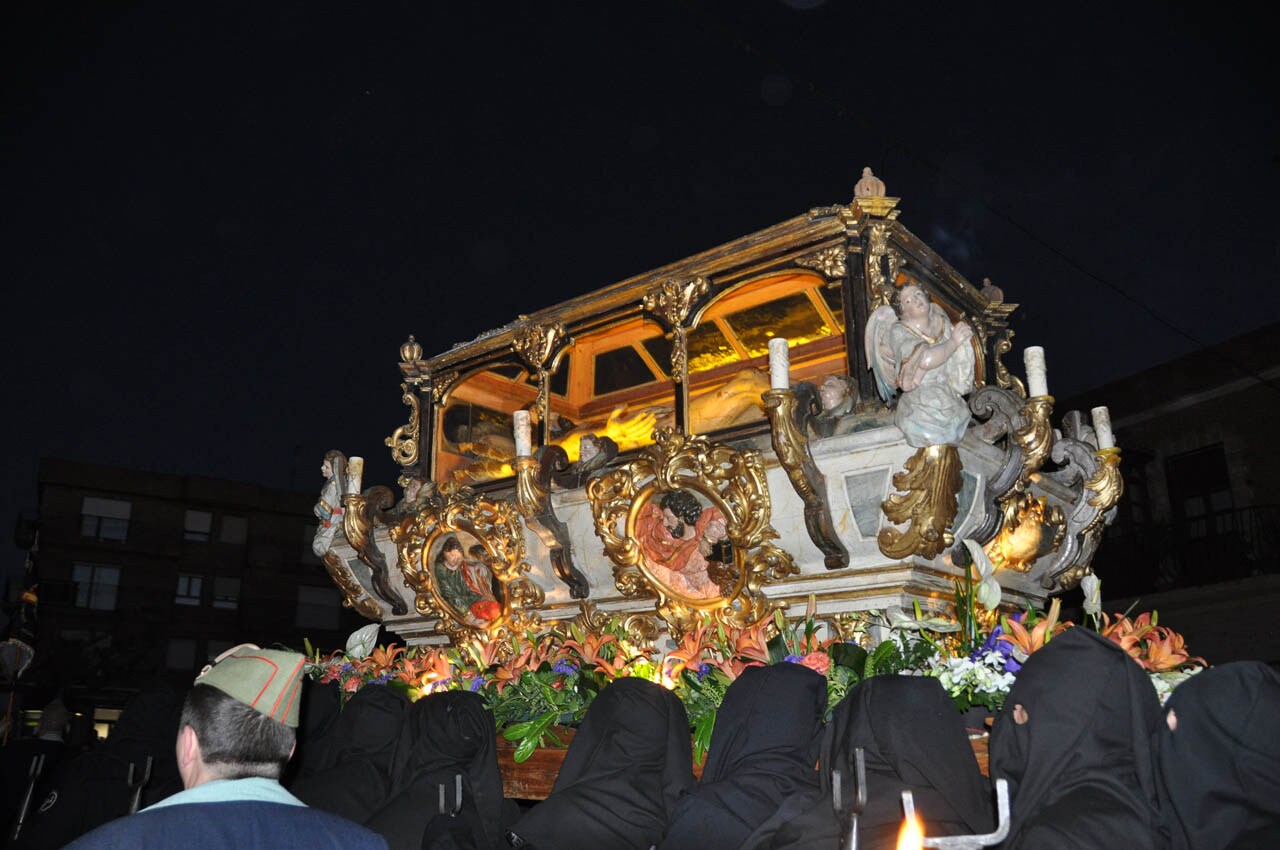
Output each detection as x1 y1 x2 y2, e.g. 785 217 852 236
695 663 712 682
340 662 354 674
972 626 1021 673
470 676 487 692
371 673 393 685
784 654 804 664
552 660 578 676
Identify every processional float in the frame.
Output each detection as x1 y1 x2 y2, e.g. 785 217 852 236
316 170 1123 650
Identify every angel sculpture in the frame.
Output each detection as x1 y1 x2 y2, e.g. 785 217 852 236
866 283 976 447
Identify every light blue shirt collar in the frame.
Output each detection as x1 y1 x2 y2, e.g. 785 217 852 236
145 777 306 811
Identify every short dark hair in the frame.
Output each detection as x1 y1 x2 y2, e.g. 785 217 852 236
659 489 702 526
180 684 295 780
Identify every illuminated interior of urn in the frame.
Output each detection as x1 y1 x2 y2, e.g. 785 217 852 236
436 272 849 485
985 496 1051 573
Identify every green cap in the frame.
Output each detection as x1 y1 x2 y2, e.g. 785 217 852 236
194 644 306 728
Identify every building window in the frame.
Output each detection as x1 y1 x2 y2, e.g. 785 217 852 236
219 515 248 545
296 585 340 630
1166 444 1233 540
72 564 120 610
175 574 203 606
184 510 213 542
80 497 131 541
212 576 240 610
166 638 197 671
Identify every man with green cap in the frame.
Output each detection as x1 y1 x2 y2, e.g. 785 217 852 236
63 645 387 850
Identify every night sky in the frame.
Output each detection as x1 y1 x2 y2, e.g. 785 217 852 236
3 1 1276 580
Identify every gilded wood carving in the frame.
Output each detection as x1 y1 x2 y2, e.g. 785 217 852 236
586 428 796 638
878 444 963 561
392 487 544 643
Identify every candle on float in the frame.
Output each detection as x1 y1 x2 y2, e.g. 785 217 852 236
768 337 791 390
513 410 532 458
1023 346 1049 397
896 811 924 850
1091 405 1115 449
345 457 364 495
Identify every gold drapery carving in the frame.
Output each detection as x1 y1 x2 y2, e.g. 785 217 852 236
878 444 963 560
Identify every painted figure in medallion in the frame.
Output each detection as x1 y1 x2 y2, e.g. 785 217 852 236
311 450 347 557
867 283 975 447
635 489 733 600
431 534 502 627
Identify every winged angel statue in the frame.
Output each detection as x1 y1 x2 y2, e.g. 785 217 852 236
866 283 976 447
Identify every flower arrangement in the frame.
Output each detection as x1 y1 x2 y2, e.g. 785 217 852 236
302 543 1208 761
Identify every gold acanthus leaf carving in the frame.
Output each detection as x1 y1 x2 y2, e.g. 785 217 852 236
431 371 459 404
385 382 421 467
321 550 382 621
1012 396 1054 486
866 222 900 308
512 322 567 371
795 246 847 279
1082 450 1124 538
878 444 964 561
642 277 710 329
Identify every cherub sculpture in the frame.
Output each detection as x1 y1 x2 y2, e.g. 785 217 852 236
866 283 975 447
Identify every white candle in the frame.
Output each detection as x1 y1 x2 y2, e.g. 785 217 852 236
768 337 791 390
345 456 364 495
1091 406 1115 449
513 410 532 457
1023 346 1049 397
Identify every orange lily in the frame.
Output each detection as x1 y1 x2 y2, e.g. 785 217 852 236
367 643 406 673
662 622 712 680
561 633 626 678
998 598 1072 660
730 619 772 665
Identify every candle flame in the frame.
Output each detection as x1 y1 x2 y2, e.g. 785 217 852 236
896 812 924 850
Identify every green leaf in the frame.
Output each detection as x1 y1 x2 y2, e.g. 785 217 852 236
692 708 717 763
503 720 534 741
766 634 788 665
513 732 539 763
830 643 867 677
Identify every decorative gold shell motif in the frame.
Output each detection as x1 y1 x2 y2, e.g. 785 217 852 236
587 428 797 638
392 487 544 643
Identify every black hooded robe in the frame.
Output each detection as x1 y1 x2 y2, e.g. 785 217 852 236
508 676 695 850
660 662 827 850
743 674 993 850
988 627 1165 850
1152 661 1280 850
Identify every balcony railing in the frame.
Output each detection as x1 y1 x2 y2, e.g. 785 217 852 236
1099 505 1280 594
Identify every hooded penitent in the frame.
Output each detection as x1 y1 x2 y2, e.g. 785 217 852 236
988 627 1164 850
287 683 410 823
1153 662 1280 850
660 662 827 850
508 676 695 850
743 674 993 849
363 690 517 850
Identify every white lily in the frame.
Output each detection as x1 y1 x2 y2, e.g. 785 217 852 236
885 605 962 633
345 623 382 659
962 538 1003 611
1081 573 1102 620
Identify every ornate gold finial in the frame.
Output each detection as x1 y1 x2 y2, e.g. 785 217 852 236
400 335 423 362
852 167 900 217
